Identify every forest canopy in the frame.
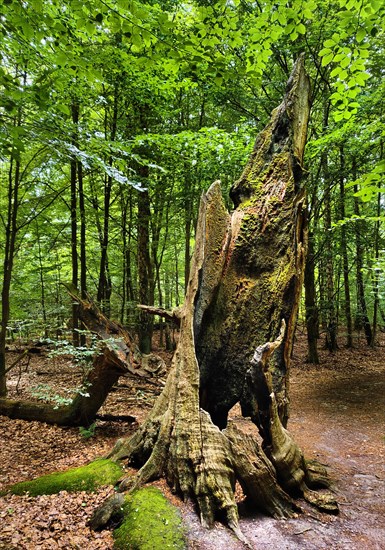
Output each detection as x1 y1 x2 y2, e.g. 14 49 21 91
1 0 385 370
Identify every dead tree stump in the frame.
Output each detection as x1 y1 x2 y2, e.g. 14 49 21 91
96 55 338 540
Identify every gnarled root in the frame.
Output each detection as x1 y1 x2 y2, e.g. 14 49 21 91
224 422 298 519
247 321 339 515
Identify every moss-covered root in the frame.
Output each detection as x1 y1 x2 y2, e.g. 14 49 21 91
2 459 123 496
113 487 187 550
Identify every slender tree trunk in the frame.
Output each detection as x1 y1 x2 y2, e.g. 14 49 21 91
184 172 193 294
304 228 320 363
0 156 21 396
120 190 128 324
71 102 79 347
370 141 383 347
353 158 372 345
77 161 87 346
322 142 338 351
137 167 154 353
318 261 327 330
339 146 353 347
78 161 87 298
174 240 180 307
55 251 64 337
371 185 381 348
36 222 48 338
97 84 119 315
97 171 113 316
120 187 136 326
164 271 173 351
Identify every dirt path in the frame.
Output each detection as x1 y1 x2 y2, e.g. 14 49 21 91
0 334 384 549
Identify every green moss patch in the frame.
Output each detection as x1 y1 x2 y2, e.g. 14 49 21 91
4 459 123 496
113 487 186 550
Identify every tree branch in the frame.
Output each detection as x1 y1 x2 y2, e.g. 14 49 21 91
137 305 182 327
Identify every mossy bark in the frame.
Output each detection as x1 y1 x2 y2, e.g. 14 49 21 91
96 56 338 540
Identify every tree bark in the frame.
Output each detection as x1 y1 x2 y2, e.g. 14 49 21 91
353 158 372 345
137 169 154 354
0 157 19 397
70 102 80 347
370 141 382 347
321 111 338 352
339 146 353 347
304 229 320 363
100 56 337 538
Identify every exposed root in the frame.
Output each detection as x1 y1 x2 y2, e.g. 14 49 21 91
249 320 339 514
301 483 339 514
305 459 333 489
224 422 297 519
88 494 125 530
228 519 253 548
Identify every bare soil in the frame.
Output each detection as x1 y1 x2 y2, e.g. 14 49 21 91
0 330 384 549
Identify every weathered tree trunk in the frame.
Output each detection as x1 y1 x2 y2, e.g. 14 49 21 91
99 57 337 539
0 288 165 426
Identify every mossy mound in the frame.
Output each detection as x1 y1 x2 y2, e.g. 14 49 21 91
113 487 186 550
4 459 123 496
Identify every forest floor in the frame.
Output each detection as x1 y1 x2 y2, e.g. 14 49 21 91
0 329 384 549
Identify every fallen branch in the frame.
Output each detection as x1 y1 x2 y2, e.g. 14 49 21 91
137 305 182 327
5 350 29 375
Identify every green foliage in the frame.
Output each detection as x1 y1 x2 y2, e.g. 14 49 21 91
113 487 186 550
3 459 123 496
79 422 97 439
0 0 384 348
30 383 74 409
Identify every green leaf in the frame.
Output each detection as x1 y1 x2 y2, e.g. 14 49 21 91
57 104 71 116
356 28 366 42
341 56 350 68
322 52 334 66
319 48 332 57
371 0 381 12
324 38 336 48
330 66 341 78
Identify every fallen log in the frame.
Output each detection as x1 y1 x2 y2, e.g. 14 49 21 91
0 289 165 426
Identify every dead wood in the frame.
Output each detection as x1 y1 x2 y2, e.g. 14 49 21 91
94 56 338 540
137 305 182 327
0 289 165 426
